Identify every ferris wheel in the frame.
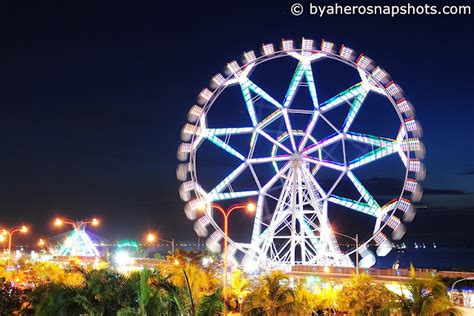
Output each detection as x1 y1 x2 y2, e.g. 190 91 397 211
177 38 425 271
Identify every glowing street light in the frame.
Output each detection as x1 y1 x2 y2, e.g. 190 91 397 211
54 217 100 230
206 202 256 303
0 225 29 266
37 239 46 247
146 233 156 243
54 218 63 227
144 232 175 254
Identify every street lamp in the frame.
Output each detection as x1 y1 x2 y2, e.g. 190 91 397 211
207 202 256 303
146 233 156 243
331 230 359 276
145 232 175 254
1 225 29 266
54 217 100 230
450 277 474 303
37 239 46 248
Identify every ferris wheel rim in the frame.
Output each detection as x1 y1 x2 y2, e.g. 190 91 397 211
179 38 424 267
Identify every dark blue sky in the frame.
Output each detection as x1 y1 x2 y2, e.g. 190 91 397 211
0 1 472 244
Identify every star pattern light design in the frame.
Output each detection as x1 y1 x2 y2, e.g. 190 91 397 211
179 40 423 268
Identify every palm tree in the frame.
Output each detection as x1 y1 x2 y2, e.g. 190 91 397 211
198 287 224 316
398 268 460 316
294 284 317 315
25 283 85 316
152 270 193 316
242 270 296 316
118 267 167 316
336 274 396 316
166 261 218 305
230 269 251 312
76 268 136 315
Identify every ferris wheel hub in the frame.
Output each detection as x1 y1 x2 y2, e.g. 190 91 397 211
290 152 303 160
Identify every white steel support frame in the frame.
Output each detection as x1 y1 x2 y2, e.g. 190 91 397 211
179 39 424 270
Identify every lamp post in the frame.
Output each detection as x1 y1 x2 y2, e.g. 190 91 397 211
146 233 175 254
208 202 256 303
1 225 29 267
331 230 359 275
54 217 100 231
450 277 474 303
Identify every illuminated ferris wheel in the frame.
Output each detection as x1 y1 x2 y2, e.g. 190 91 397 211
177 38 425 270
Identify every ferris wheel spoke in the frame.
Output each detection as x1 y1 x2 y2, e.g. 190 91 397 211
341 89 369 133
303 156 346 172
345 132 396 147
282 61 320 109
319 82 366 113
283 62 306 107
348 143 398 170
241 77 282 110
246 155 290 165
346 171 380 208
247 164 263 192
304 62 320 109
262 162 291 193
207 135 246 161
282 109 297 151
207 162 248 196
210 191 259 202
258 130 293 154
250 110 283 153
241 84 259 126
240 79 282 127
206 127 254 136
255 109 283 131
302 133 344 156
328 195 380 217
298 111 320 151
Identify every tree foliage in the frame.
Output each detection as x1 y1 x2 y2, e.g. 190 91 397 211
336 274 396 316
198 287 224 316
0 277 25 314
398 267 460 316
242 270 295 316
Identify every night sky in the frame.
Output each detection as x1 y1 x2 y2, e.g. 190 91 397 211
0 1 472 245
